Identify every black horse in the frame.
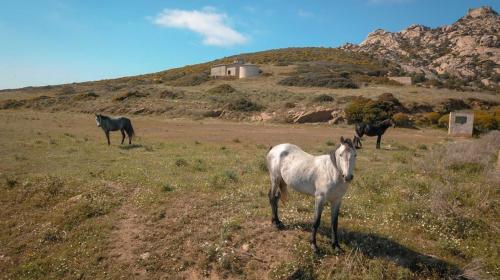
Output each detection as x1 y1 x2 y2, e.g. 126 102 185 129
95 114 135 146
354 119 394 149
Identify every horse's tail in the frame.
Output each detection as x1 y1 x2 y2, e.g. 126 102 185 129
125 120 135 138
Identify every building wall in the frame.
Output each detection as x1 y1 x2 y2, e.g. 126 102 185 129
388 76 412 85
239 65 260 78
210 66 226 77
226 66 239 77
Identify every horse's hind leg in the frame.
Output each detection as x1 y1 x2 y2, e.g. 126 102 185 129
120 129 125 144
376 135 381 149
311 194 326 254
269 177 284 229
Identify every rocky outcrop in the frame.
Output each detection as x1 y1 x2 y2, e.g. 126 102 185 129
292 108 335 123
342 6 499 88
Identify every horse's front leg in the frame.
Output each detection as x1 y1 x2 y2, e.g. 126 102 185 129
105 130 110 146
311 194 325 254
331 200 344 253
376 135 381 149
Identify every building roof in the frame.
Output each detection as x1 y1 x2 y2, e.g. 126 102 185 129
211 63 258 68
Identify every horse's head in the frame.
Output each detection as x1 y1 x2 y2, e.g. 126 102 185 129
95 114 102 127
334 136 357 182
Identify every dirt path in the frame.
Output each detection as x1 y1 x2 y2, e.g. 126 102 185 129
107 182 148 279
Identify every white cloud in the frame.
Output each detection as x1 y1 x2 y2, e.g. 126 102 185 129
153 7 248 47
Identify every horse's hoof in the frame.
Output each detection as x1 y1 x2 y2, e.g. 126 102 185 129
273 221 285 230
311 244 320 255
332 243 344 254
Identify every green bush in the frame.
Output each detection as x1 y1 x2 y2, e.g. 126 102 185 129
424 112 441 124
345 96 396 124
114 91 148 101
474 110 497 133
208 84 236 94
312 94 334 103
392 113 413 128
438 114 449 128
228 98 263 112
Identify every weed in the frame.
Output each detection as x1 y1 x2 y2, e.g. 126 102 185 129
418 144 428 150
175 158 188 167
6 177 17 188
161 184 174 192
193 159 207 172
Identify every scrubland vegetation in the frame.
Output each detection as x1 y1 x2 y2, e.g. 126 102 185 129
0 110 498 279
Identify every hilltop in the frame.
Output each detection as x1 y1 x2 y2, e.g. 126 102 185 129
342 6 499 90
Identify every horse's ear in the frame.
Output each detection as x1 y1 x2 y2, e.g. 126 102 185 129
340 136 345 144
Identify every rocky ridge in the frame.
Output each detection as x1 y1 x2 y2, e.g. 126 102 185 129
342 6 499 88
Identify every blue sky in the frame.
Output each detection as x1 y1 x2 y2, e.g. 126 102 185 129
1 0 498 89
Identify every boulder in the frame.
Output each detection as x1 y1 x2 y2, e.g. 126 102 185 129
329 110 346 124
293 108 335 123
479 35 498 47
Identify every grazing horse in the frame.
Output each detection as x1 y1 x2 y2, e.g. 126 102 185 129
95 114 135 146
354 119 394 149
266 137 357 253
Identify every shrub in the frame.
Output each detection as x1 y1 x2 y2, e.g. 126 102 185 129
59 85 76 95
160 90 183 99
474 110 497 133
312 94 334 103
228 98 263 112
0 99 26 109
345 97 391 124
438 114 449 128
175 158 188 167
279 74 358 89
114 91 148 101
283 102 296 108
208 84 235 94
392 113 413 128
423 112 441 125
73 92 99 101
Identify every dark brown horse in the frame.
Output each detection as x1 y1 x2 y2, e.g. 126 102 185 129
354 119 394 149
95 114 135 146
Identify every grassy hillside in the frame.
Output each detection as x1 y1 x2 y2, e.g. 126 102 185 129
0 47 498 129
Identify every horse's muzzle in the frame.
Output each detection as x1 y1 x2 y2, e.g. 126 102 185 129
344 174 354 182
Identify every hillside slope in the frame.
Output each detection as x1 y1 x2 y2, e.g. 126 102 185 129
342 6 499 89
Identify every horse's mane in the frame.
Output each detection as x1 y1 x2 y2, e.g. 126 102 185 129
376 119 392 126
98 114 110 120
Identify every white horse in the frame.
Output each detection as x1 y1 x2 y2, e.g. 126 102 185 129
266 136 357 253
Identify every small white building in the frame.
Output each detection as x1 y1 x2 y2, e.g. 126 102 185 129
210 60 260 79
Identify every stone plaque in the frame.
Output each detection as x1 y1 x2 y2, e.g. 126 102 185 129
448 111 474 137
